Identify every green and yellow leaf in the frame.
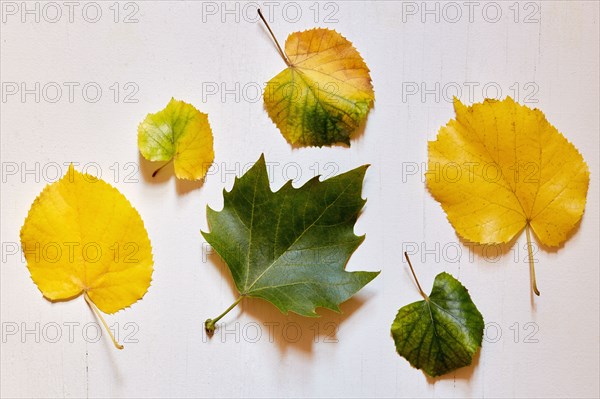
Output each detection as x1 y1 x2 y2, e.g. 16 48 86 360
138 98 214 180
264 28 374 147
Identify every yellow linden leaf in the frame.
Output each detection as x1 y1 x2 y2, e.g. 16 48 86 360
262 21 374 147
426 97 590 295
138 98 214 180
20 164 153 348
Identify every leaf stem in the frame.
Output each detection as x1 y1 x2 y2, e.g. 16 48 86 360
525 224 540 296
257 8 290 66
205 296 244 335
84 292 123 350
404 252 429 301
152 159 173 177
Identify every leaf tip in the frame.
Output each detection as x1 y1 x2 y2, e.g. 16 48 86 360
452 96 466 112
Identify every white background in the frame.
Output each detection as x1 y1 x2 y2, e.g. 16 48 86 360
1 1 599 398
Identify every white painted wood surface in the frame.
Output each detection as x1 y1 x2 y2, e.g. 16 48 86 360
1 1 598 397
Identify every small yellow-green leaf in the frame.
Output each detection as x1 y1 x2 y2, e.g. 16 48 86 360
138 98 214 180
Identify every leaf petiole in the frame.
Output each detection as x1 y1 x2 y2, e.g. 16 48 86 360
83 292 124 350
257 8 290 66
525 224 541 296
404 252 429 301
205 296 244 335
152 159 173 177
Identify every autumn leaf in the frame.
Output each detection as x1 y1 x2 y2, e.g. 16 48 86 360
20 165 153 349
426 97 590 295
202 154 379 333
258 10 374 147
138 98 214 180
391 253 484 377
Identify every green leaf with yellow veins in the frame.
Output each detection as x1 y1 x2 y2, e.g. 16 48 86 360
258 10 374 147
391 254 484 377
203 154 379 333
138 98 214 180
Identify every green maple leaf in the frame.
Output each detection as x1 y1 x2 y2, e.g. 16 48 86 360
391 253 484 377
202 154 379 333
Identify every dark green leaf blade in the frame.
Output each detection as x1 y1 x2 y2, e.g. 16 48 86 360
391 272 484 377
202 154 379 317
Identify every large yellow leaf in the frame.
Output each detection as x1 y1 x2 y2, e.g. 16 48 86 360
426 97 589 294
263 28 374 147
20 165 153 347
